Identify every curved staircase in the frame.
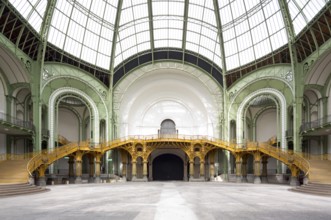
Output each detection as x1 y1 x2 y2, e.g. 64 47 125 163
0 159 48 197
291 159 331 196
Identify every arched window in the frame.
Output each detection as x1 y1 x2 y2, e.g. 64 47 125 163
160 119 177 137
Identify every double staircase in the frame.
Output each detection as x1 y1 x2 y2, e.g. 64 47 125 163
0 159 48 197
291 159 331 196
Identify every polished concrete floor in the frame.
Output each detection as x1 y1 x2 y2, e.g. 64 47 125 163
0 182 331 220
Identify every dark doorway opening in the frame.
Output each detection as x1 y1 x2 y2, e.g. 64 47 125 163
153 154 183 181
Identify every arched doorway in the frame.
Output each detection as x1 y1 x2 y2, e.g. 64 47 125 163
159 119 177 137
153 154 184 181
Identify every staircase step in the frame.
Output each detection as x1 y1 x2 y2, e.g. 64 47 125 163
0 188 49 197
301 184 331 191
0 159 30 184
290 182 331 196
0 183 49 197
291 188 331 196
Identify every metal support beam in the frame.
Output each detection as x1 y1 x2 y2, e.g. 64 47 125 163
147 0 155 63
0 2 5 18
182 0 189 63
291 0 319 52
109 0 123 78
30 0 57 152
213 0 228 140
108 0 123 144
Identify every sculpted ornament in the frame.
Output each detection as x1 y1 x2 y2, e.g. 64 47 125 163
281 70 293 82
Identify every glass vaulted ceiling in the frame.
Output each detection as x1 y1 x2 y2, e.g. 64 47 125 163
8 0 329 71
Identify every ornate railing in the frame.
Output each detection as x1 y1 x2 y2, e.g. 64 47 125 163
0 153 35 161
0 112 35 131
301 114 331 132
26 141 92 176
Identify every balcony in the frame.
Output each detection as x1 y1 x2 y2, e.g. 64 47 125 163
300 114 331 136
0 112 35 135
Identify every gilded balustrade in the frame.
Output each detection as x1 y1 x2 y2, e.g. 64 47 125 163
16 135 315 179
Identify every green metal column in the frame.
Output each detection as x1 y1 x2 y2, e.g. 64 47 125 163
31 0 57 151
30 61 42 151
278 0 302 152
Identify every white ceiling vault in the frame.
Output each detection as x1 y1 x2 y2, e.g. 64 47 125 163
113 62 223 137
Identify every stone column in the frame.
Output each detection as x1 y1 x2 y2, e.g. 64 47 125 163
95 153 101 183
89 155 95 183
209 163 215 181
184 162 188 181
37 165 47 186
200 160 205 180
143 160 148 180
122 162 127 180
68 156 75 183
242 158 248 183
289 165 300 186
149 162 153 181
253 152 262 184
235 154 242 183
261 157 268 183
75 151 83 184
189 160 194 180
132 160 137 180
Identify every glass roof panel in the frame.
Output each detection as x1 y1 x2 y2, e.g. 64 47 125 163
287 0 327 35
8 0 330 71
48 0 117 69
115 1 150 67
186 1 221 66
219 0 287 69
152 0 184 50
9 0 47 33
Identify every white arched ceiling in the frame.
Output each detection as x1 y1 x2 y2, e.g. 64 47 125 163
115 63 222 138
48 87 100 149
237 88 287 148
0 45 29 84
305 51 331 86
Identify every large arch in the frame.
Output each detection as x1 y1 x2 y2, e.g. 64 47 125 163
153 154 184 181
114 62 223 138
236 88 287 148
48 87 100 150
149 148 188 181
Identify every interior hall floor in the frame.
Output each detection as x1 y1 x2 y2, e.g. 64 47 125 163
0 182 331 220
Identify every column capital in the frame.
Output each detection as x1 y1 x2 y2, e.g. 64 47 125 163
75 151 83 161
